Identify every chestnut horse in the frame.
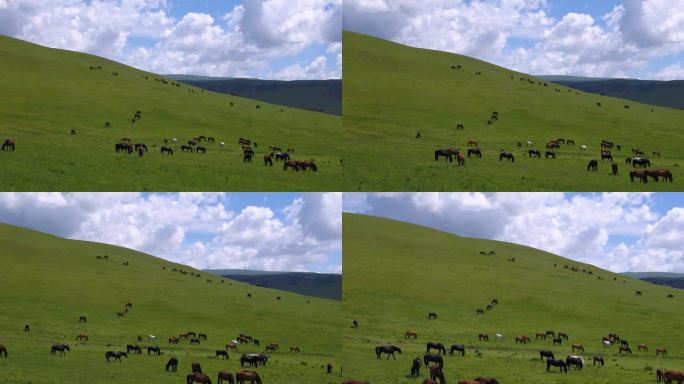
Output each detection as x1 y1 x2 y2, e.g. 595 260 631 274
638 344 648 352
290 346 300 353
405 331 418 339
656 348 667 357
187 372 212 384
430 364 445 384
236 370 262 384
75 333 88 341
2 138 16 151
478 333 489 341
217 372 234 384
571 344 584 352
664 371 684 384
226 342 239 351
619 346 632 354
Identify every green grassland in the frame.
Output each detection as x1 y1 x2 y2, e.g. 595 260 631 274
342 213 684 383
0 36 341 191
0 224 341 384
342 32 684 191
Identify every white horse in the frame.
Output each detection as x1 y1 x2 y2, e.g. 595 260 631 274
580 145 587 151
149 335 157 342
526 141 533 147
172 138 178 143
219 142 225 147
495 333 505 340
603 340 611 347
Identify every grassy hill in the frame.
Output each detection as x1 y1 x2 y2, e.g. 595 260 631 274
0 223 341 384
0 36 342 191
220 272 342 301
168 77 342 116
342 213 684 383
546 78 684 111
342 32 684 191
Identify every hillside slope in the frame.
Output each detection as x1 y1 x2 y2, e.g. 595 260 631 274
0 36 342 191
342 213 684 383
169 77 342 116
342 32 684 191
0 224 340 384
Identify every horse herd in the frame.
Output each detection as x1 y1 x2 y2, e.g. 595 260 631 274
239 137 318 172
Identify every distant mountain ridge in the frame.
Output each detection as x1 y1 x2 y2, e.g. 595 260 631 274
538 75 684 110
205 269 342 301
166 76 342 115
622 272 684 290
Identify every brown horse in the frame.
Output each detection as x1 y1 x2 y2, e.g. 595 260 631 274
658 368 665 382
217 372 234 384
405 331 418 339
264 153 273 166
630 169 648 183
236 370 262 384
187 372 212 384
478 333 489 341
654 169 673 182
515 336 529 344
430 365 445 384
298 160 318 171
76 333 89 341
456 152 465 166
0 345 7 358
290 346 300 352
283 160 299 171
638 344 648 352
619 346 632 354
571 344 584 352
535 332 547 340
664 371 684 384
467 140 478 147
2 138 16 151
226 342 239 351
656 348 667 357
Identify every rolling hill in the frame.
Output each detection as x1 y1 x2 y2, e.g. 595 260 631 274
342 213 684 383
0 36 342 191
0 223 341 384
538 77 684 111
217 272 342 301
623 272 684 290
167 76 342 116
342 31 684 191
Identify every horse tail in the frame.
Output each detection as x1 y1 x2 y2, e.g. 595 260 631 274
187 374 193 384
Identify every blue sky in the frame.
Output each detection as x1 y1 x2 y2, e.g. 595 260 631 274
343 0 684 80
0 0 341 79
0 192 342 273
343 193 684 273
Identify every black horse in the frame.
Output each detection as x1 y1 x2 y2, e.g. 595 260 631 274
428 312 438 319
529 149 541 158
566 356 584 370
0 345 7 358
552 338 562 346
134 143 148 152
196 146 206 153
240 353 267 367
115 143 133 154
434 149 454 162
467 148 482 158
376 345 401 360
215 350 229 359
632 158 651 168
546 359 567 373
545 150 556 159
601 152 613 161
166 357 178 371
126 344 142 354
275 152 290 161
50 344 70 356
190 338 201 345
181 145 193 153
243 149 253 163
423 353 444 367
1 138 15 151
449 344 465 356
587 160 598 171
426 342 446 355
105 351 127 362
540 350 554 361
79 316 87 322
499 151 515 162
148 346 160 355
161 146 174 155
410 357 422 376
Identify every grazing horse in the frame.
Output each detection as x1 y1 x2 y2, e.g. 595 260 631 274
226 342 239 351
0 345 7 358
587 160 598 171
656 348 667 357
593 356 604 366
567 139 575 145
215 350 229 359
376 345 401 360
50 344 70 356
603 339 611 347
558 333 568 340
632 158 651 168
105 351 127 362
467 148 482 158
75 333 88 341
654 169 673 182
456 152 465 166
619 346 632 354
187 372 212 384
545 150 556 159
79 316 87 322
536 333 547 340
116 143 133 154
274 152 290 161
282 160 299 171
290 346 300 352
165 357 178 371
529 149 541 158
664 371 684 384
127 344 142 354
411 357 422 376
571 344 584 352
499 151 514 162
540 350 554 361
430 364 445 384
467 140 479 147
405 331 418 339
236 371 262 384
190 338 201 344
638 344 648 352
2 138 15 151
218 372 234 384
181 145 193 153
424 353 444 367
478 333 489 341
298 160 318 171
566 356 584 370
449 344 465 356
148 346 160 355
456 123 464 130
426 342 447 355
435 149 454 162
630 170 648 183
161 146 174 155
546 359 567 373
476 308 484 315
515 336 530 344
196 146 206 153
428 312 438 319
553 338 562 346
601 151 613 161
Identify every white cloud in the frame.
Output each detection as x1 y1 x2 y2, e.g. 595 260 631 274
342 192 684 272
0 193 341 272
650 63 684 80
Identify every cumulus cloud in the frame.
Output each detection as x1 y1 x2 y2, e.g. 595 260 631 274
0 193 341 272
343 0 684 79
0 0 341 79
343 192 684 272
